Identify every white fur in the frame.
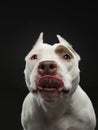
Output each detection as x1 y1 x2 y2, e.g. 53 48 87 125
21 33 96 130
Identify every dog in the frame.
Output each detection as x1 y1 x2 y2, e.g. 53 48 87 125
21 33 96 130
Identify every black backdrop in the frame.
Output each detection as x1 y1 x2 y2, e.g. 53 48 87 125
0 3 98 130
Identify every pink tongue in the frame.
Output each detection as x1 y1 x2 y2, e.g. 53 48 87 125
37 75 64 91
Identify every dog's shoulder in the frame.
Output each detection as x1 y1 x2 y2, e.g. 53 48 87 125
21 93 35 119
22 92 36 111
71 86 96 128
72 86 95 111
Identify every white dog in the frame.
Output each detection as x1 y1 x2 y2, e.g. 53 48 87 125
21 33 96 130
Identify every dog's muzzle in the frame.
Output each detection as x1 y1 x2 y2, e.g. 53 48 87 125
38 60 57 76
34 61 70 102
37 75 64 91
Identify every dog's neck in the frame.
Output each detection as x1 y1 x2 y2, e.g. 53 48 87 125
35 94 72 119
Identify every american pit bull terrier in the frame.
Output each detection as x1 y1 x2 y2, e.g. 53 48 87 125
21 33 96 130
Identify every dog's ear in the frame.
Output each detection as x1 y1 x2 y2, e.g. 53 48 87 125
25 32 44 61
57 35 80 61
57 35 72 47
69 46 81 61
33 32 43 48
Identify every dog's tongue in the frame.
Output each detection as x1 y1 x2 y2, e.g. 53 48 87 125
37 75 64 91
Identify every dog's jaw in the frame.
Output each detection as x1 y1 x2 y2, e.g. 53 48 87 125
36 75 71 102
37 75 64 91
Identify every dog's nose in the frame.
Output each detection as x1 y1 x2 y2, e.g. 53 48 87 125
38 61 57 75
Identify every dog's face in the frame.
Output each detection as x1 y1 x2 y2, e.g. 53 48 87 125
24 33 80 102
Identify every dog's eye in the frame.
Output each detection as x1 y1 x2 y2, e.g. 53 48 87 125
63 54 71 60
30 54 38 60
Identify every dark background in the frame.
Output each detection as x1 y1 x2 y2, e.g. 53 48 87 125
0 3 98 130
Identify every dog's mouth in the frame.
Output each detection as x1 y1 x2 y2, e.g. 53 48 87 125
36 75 69 102
37 75 64 91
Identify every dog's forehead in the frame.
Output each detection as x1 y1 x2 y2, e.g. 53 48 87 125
25 43 72 59
33 43 57 53
25 43 52 60
25 42 80 61
33 42 71 51
25 33 81 60
34 42 72 53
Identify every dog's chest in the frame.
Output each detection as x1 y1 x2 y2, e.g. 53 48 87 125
42 116 75 130
39 110 76 130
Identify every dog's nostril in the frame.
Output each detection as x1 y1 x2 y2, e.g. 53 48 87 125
49 64 56 69
39 64 45 70
38 61 57 75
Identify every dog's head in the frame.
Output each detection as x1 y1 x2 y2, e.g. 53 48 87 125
24 33 80 102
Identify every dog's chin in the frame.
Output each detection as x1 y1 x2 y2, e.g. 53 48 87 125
35 75 70 102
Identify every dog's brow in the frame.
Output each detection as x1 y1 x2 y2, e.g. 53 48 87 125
55 45 73 58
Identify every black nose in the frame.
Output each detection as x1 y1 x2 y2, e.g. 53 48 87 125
38 61 57 76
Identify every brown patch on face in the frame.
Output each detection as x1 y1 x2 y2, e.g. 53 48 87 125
55 45 74 60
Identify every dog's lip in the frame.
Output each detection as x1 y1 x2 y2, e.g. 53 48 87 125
37 75 64 91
